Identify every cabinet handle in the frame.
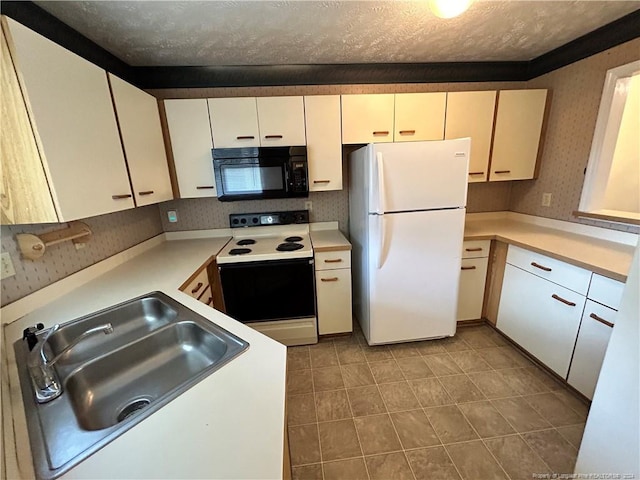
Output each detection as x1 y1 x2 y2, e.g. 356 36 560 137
531 262 552 272
196 186 215 190
398 130 416 135
321 277 339 282
461 266 476 270
112 194 132 200
590 312 613 328
469 172 485 176
372 131 389 136
191 282 204 294
494 170 511 174
551 294 576 307
465 247 483 252
313 180 331 184
324 259 343 263
207 297 214 306
264 135 283 139
236 135 255 140
139 190 154 196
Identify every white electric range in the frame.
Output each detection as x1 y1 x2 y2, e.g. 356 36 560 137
217 211 318 346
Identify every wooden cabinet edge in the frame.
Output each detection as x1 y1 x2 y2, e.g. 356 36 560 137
157 100 181 199
283 391 292 480
206 257 226 313
531 89 552 180
482 240 508 325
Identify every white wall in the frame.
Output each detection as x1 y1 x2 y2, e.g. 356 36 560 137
575 241 640 475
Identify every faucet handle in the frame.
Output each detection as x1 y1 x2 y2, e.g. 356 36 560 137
22 323 45 351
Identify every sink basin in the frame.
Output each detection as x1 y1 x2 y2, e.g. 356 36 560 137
14 292 249 480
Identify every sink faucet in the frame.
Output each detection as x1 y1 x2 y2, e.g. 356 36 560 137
27 323 114 403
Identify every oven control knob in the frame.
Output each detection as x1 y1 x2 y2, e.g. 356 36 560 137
280 213 293 224
252 217 259 224
241 218 247 225
232 218 239 225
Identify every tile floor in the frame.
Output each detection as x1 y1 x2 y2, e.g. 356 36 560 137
286 324 589 480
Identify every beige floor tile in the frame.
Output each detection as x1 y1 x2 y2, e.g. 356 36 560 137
499 368 549 395
524 393 584 426
476 347 521 369
423 353 464 376
292 463 323 480
553 389 590 418
439 374 486 403
318 419 363 462
347 385 387 417
485 435 550 480
446 440 509 480
369 359 405 384
425 405 479 444
448 350 493 373
406 446 461 480
378 381 421 412
440 336 473 352
389 343 422 358
322 458 369 480
525 366 564 391
354 414 403 455
309 343 339 368
491 397 551 433
457 401 515 438
409 377 455 407
336 344 366 365
288 369 314 395
523 429 578 473
315 390 352 422
312 366 344 392
457 328 498 348
502 344 535 368
288 347 311 371
390 410 440 449
467 371 518 399
342 363 375 388
484 329 510 347
362 345 393 362
415 339 447 355
396 356 435 380
289 424 321 466
288 393 317 426
365 452 414 480
556 423 586 449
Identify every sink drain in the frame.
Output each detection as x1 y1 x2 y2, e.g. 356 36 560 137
117 399 151 423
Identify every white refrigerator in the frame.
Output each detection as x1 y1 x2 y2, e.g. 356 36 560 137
349 138 470 345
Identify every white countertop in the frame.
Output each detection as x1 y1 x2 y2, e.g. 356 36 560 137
310 229 351 252
3 237 287 480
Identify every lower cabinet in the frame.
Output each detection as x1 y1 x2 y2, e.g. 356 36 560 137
315 250 352 335
457 240 490 321
180 257 224 310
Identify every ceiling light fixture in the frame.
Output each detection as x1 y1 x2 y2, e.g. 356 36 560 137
428 0 473 19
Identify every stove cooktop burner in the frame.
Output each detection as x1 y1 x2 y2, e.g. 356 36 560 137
284 236 303 242
236 239 256 246
276 242 304 252
229 248 252 255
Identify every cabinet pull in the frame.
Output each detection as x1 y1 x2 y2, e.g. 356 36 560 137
139 190 154 196
398 130 416 135
461 266 476 270
207 297 214 306
469 172 485 176
196 186 215 190
531 262 552 272
191 282 204 294
494 170 511 174
590 313 613 328
236 135 255 140
372 131 389 136
264 135 283 139
112 194 132 200
324 259 343 263
551 294 576 307
465 247 483 252
321 277 339 282
313 180 331 184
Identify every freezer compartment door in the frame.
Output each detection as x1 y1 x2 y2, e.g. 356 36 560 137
369 139 470 214
367 208 465 344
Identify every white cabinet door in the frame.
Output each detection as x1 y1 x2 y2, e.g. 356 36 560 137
256 96 306 146
568 300 616 399
208 97 260 148
5 17 133 220
316 268 352 335
341 94 394 144
490 89 548 181
457 257 489 321
164 99 216 198
497 264 585 377
108 74 173 206
394 93 446 142
304 95 342 191
445 91 496 183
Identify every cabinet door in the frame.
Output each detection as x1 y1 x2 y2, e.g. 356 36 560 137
445 91 496 183
304 95 342 191
490 89 548 181
164 99 216 198
316 268 353 335
257 96 306 146
108 74 173 206
208 97 260 148
394 93 446 142
341 94 394 144
567 300 616 399
497 264 585 377
457 257 489 321
5 17 133 220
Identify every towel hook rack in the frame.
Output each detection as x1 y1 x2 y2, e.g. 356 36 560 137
16 221 92 260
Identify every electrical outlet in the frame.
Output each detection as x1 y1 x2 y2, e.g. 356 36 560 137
542 193 552 207
304 201 313 212
74 242 86 251
167 210 178 223
1 252 16 279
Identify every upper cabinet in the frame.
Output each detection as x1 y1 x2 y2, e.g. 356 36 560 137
445 91 497 183
490 89 548 181
394 93 446 142
256 96 306 146
164 99 217 198
108 73 173 207
341 94 395 144
304 95 343 192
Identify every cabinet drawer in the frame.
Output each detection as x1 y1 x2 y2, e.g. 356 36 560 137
198 286 214 306
462 240 490 259
457 257 489 321
506 245 591 295
182 267 209 299
315 250 351 270
588 274 625 310
316 269 352 335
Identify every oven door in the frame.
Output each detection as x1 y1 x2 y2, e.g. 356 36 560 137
219 258 316 323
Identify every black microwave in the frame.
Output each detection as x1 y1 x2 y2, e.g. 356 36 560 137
212 146 308 202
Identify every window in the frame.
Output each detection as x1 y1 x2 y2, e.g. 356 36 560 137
578 60 640 225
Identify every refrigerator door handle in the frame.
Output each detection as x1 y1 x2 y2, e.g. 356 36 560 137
377 215 388 269
376 152 386 214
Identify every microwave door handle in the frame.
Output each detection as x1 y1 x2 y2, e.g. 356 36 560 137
284 165 290 192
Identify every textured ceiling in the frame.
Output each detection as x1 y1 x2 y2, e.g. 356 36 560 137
34 1 640 66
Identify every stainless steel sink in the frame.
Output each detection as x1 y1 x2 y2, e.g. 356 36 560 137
14 292 249 480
